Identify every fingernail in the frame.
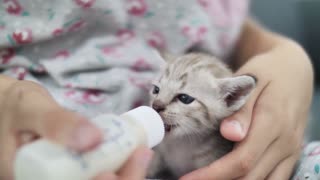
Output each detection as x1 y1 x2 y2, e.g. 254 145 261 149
228 120 244 137
67 121 102 152
139 148 153 169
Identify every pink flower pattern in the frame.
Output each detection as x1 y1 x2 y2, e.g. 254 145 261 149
0 48 15 64
4 0 23 15
126 0 147 16
129 77 151 92
147 31 166 49
54 50 70 59
52 28 64 36
116 29 135 42
11 67 27 80
74 0 96 9
65 90 107 104
12 29 33 44
131 58 152 71
182 25 208 44
100 46 123 58
198 0 248 27
309 147 320 157
67 20 87 32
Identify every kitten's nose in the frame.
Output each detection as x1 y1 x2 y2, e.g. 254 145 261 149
152 101 166 113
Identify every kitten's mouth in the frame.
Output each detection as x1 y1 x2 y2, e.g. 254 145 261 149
164 123 178 133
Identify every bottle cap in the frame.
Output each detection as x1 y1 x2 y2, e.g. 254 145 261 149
122 106 164 148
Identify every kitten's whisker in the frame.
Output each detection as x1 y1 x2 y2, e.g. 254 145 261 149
179 120 204 143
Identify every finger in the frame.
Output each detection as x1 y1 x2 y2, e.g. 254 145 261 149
0 134 16 180
181 93 281 180
247 124 304 180
94 172 118 180
266 128 303 180
266 153 300 180
16 130 40 147
241 138 290 180
117 146 153 180
43 110 103 152
220 77 266 142
3 81 103 152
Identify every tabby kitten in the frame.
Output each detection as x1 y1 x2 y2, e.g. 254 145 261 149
147 53 256 179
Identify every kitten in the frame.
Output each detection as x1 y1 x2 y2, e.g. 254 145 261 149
147 53 256 179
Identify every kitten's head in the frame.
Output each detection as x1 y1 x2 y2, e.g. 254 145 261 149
150 53 256 137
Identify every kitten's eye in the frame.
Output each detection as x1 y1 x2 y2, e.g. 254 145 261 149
177 94 195 104
152 85 160 94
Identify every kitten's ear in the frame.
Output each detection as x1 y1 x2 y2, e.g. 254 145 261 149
218 75 257 112
158 50 176 63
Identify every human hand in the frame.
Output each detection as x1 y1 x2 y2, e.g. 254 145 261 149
0 76 103 180
181 42 313 180
94 146 153 180
0 76 152 180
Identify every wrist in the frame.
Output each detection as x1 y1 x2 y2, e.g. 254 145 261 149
235 27 313 81
232 19 292 69
236 41 314 107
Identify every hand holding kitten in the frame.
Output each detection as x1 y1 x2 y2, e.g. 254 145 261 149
181 39 313 180
0 75 152 180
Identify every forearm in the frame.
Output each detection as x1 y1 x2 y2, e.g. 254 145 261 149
231 19 279 66
232 19 314 115
232 19 313 79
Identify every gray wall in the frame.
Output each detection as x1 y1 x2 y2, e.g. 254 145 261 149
251 0 305 44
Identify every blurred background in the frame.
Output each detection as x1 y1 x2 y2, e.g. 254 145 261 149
251 0 320 141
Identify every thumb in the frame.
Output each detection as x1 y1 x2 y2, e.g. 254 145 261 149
9 81 103 152
220 81 262 142
220 105 252 142
41 110 103 153
117 146 153 180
